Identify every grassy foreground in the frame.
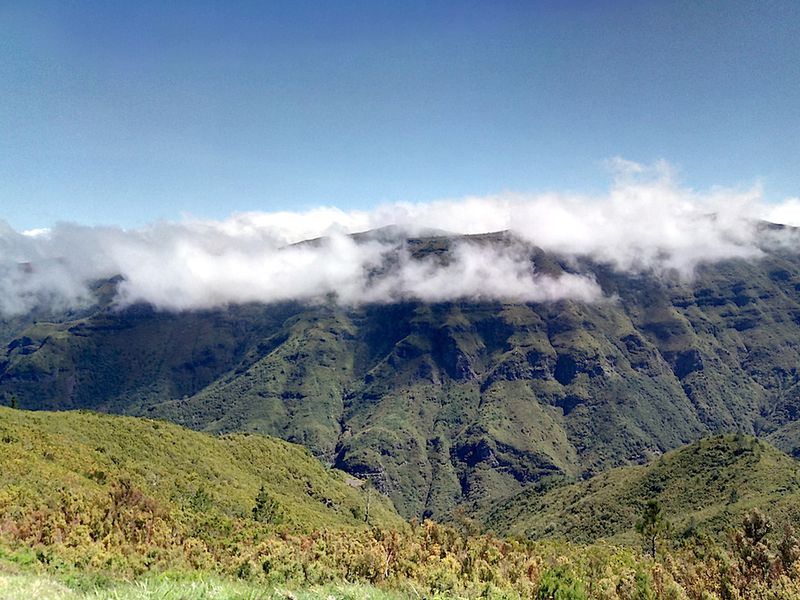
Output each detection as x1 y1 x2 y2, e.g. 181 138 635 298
3 408 800 598
4 517 800 599
0 570 402 600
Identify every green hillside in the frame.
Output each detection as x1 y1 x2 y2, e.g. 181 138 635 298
5 232 800 520
3 412 800 599
486 435 800 543
0 407 400 558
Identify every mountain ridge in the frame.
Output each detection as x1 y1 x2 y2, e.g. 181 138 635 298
4 230 800 518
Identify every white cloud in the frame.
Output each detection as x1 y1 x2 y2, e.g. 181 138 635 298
0 160 798 316
362 242 602 304
762 197 800 227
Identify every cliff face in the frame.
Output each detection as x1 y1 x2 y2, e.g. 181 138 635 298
4 233 800 518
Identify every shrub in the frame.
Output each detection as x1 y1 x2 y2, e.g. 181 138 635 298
536 567 586 600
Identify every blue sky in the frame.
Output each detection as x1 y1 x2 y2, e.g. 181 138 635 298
1 0 798 230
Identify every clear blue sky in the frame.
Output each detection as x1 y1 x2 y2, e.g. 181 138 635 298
1 0 798 230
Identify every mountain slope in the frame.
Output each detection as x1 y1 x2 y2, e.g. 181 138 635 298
486 435 800 543
4 232 800 518
0 406 400 531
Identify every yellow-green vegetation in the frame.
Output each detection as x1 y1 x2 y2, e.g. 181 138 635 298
0 569 404 600
487 434 800 545
0 406 400 576
3 409 800 598
3 515 800 599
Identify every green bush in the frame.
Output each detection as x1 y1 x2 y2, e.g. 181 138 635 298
536 568 586 600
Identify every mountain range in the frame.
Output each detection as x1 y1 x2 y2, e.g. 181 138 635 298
4 229 800 520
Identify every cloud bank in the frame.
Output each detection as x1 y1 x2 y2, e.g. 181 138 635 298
1 160 799 316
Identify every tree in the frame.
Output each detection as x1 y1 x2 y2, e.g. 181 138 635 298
252 485 283 524
778 524 800 573
635 499 670 559
733 508 773 582
364 484 371 524
730 510 800 590
536 567 586 600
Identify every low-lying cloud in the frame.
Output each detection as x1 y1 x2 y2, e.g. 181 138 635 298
1 160 799 316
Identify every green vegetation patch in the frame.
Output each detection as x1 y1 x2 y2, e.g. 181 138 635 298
487 434 800 545
0 407 400 577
